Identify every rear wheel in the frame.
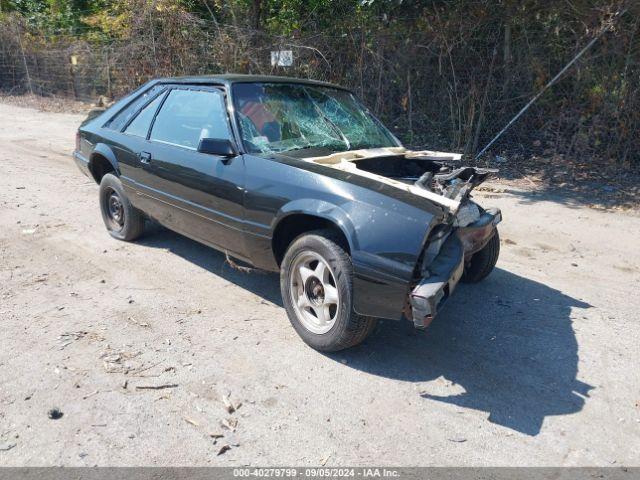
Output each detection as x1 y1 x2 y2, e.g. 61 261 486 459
99 173 145 241
280 230 376 351
461 229 500 283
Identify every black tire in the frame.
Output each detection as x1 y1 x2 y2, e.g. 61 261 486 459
280 230 377 352
461 229 500 283
99 173 145 241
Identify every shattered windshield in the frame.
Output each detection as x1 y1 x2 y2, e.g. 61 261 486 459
232 82 398 154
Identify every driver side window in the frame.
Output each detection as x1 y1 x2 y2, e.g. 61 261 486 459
150 88 231 149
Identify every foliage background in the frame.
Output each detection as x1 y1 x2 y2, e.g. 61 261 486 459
1 0 638 164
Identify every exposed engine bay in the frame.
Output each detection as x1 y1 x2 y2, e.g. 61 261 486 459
304 147 496 224
304 147 502 301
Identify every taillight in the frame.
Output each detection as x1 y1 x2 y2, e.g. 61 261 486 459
75 131 81 151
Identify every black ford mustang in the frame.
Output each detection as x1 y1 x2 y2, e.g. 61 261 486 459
73 74 501 351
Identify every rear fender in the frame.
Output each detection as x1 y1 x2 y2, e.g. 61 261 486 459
90 143 120 177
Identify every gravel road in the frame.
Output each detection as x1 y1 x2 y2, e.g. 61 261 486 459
0 102 639 466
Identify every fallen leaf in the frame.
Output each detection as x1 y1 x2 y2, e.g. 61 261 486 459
222 395 236 414
221 418 238 431
183 416 199 427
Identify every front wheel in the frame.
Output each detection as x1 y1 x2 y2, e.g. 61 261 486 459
461 229 500 283
280 230 376 352
99 173 145 241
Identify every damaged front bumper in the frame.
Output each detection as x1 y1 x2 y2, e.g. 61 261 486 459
409 234 465 329
409 208 501 329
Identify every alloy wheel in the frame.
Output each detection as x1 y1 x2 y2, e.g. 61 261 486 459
289 251 340 334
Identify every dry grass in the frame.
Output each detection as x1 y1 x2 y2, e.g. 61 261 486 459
0 93 93 114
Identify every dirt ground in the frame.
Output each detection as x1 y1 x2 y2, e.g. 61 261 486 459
0 102 639 467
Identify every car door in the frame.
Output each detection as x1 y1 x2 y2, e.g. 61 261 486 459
115 90 169 215
141 86 247 259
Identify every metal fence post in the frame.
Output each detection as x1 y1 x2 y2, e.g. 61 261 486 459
15 23 33 95
69 54 78 100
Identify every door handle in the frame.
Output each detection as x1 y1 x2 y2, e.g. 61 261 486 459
139 151 152 164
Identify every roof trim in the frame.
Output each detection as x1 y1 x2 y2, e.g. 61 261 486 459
152 74 351 91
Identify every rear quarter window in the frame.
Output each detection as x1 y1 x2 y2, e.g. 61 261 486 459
104 85 166 132
123 93 166 138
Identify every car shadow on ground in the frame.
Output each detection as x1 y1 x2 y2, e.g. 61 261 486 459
138 225 283 306
331 267 594 436
139 228 593 436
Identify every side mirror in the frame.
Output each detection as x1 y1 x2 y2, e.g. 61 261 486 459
197 138 238 157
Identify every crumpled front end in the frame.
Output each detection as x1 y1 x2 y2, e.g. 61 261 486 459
409 233 465 328
408 205 502 329
298 146 502 325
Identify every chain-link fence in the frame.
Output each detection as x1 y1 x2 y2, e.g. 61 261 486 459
1 6 639 164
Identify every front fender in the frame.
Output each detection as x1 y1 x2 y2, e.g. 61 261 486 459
276 198 440 320
346 199 440 320
273 198 359 252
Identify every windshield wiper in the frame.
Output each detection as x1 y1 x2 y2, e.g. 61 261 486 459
285 144 340 154
286 145 315 152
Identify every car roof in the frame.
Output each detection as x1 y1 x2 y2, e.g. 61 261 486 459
151 74 351 91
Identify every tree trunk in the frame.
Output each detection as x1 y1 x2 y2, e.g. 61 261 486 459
252 0 262 31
